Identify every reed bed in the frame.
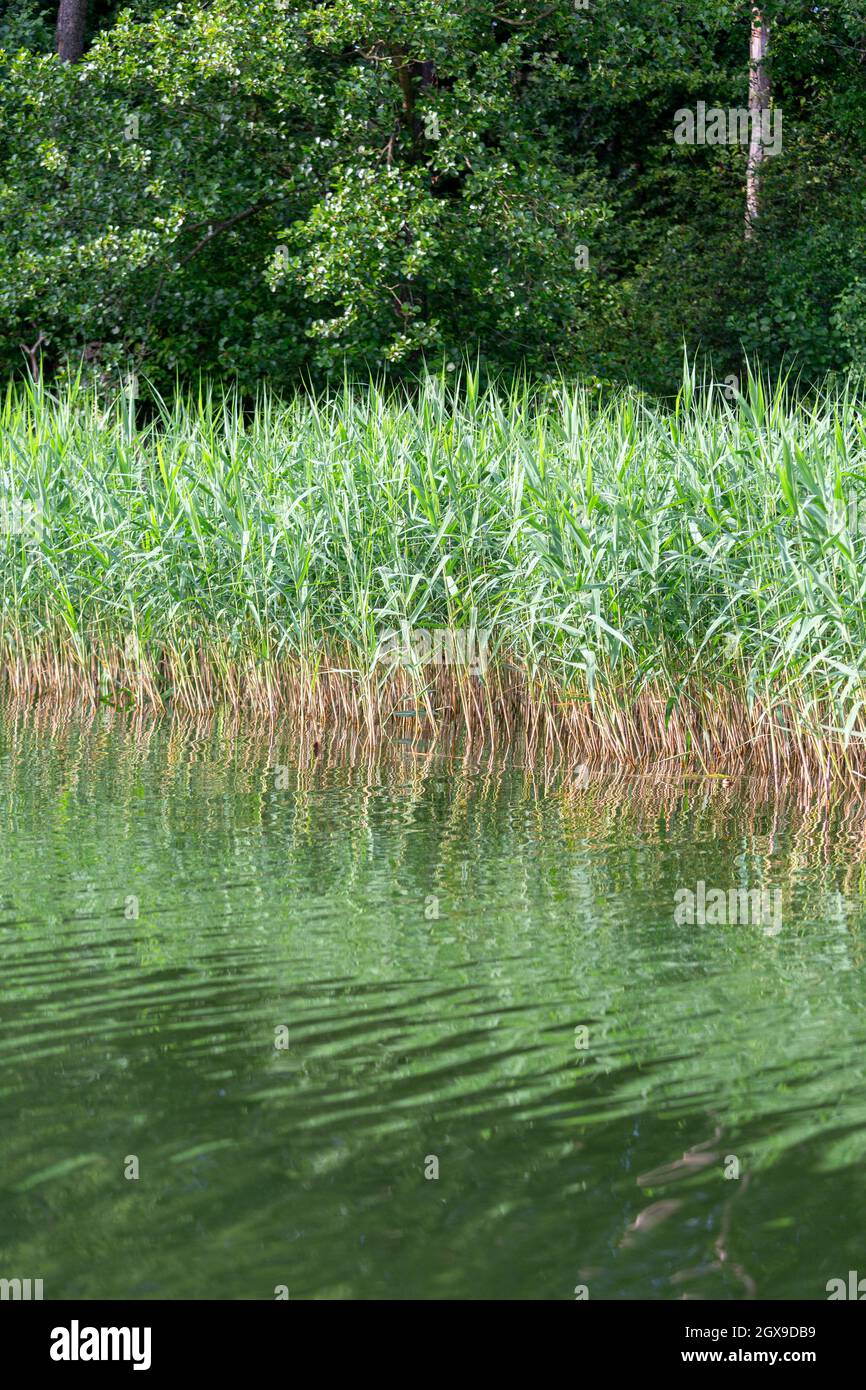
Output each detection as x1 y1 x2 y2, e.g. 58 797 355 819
2 363 866 784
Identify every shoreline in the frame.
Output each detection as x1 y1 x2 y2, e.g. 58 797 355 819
1 637 864 788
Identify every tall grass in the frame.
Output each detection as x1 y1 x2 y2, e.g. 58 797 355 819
2 363 866 781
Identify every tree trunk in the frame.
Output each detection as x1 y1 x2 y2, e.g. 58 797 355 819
745 7 770 238
56 0 88 63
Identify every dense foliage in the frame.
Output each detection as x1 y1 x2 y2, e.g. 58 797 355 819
4 366 866 779
0 1 864 391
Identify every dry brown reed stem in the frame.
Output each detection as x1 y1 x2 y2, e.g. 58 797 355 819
5 633 866 793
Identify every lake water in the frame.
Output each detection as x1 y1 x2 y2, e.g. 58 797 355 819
1 711 865 1300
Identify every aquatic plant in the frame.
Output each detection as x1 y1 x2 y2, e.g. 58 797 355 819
2 362 866 782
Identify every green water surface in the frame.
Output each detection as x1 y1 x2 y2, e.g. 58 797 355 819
1 713 865 1299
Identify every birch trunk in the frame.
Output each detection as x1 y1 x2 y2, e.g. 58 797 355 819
745 8 770 238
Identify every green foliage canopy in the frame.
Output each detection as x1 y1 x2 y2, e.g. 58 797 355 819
0 1 864 391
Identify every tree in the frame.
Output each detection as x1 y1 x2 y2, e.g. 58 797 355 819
745 6 770 238
55 0 88 63
1 1 864 392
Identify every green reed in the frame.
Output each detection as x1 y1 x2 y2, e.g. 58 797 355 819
2 362 866 769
